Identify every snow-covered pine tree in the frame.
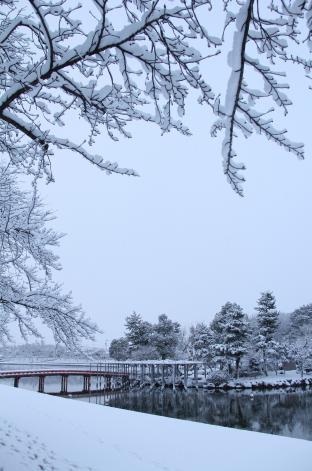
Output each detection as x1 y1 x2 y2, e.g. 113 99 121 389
210 303 231 371
109 337 129 361
223 303 250 378
290 304 312 340
255 291 279 375
152 314 181 360
124 311 152 353
210 303 232 371
189 322 215 364
0 166 97 348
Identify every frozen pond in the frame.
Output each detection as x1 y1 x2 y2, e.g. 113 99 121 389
79 387 312 441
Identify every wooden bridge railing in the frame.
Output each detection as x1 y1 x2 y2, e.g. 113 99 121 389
0 369 130 395
0 361 205 394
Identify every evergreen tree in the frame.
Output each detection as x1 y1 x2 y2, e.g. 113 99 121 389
210 302 233 371
290 304 312 340
109 338 129 361
210 306 229 340
152 314 181 360
189 323 215 364
255 291 279 375
223 304 250 378
124 312 152 353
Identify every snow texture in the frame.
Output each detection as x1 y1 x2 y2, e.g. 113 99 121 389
0 384 312 471
1 1 311 193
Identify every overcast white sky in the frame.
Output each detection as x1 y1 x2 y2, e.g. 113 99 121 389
26 2 311 346
37 70 312 346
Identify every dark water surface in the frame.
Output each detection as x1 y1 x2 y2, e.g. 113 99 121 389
1 363 312 441
79 388 312 441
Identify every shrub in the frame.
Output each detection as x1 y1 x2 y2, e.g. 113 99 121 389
206 370 231 386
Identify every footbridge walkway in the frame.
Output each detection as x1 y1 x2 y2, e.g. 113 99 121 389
0 361 203 395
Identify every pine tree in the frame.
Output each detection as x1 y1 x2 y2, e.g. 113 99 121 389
109 338 129 361
210 303 232 340
125 312 152 353
255 291 279 375
189 323 215 364
211 302 250 376
290 304 312 340
223 303 250 378
152 314 181 360
210 302 233 371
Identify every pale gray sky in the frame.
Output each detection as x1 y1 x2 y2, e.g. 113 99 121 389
39 67 312 345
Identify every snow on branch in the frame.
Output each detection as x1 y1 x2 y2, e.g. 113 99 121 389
212 0 308 195
0 0 216 182
0 0 311 193
0 166 99 348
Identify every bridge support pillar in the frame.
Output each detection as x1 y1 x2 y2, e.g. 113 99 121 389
172 365 176 391
194 364 198 389
150 365 155 384
184 365 188 389
83 375 90 393
38 376 45 393
140 364 144 384
122 375 128 389
13 377 19 388
61 375 68 394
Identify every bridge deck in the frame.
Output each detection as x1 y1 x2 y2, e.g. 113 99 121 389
0 370 129 379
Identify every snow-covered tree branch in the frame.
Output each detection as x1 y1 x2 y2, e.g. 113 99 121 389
0 0 215 182
0 1 311 193
0 166 98 348
212 0 310 194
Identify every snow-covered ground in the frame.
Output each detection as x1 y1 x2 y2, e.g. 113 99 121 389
225 370 312 389
0 385 311 471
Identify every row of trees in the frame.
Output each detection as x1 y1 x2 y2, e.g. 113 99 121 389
109 313 182 361
109 293 312 378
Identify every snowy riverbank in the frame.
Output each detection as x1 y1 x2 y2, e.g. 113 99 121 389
0 385 312 471
220 370 312 390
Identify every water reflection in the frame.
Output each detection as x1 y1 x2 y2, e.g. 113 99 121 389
80 388 312 441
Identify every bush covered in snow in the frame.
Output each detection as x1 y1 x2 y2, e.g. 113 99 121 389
206 371 231 386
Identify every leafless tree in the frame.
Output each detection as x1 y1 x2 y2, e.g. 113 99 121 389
0 1 311 194
0 165 98 348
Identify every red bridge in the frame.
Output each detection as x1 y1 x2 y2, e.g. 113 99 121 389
0 369 130 395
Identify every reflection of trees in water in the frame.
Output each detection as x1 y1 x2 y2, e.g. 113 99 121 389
107 388 312 440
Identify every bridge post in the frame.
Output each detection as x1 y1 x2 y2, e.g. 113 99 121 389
172 364 176 391
38 376 45 393
150 365 155 384
161 364 165 389
122 375 127 389
13 377 19 388
184 364 188 389
194 364 198 389
61 375 68 394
